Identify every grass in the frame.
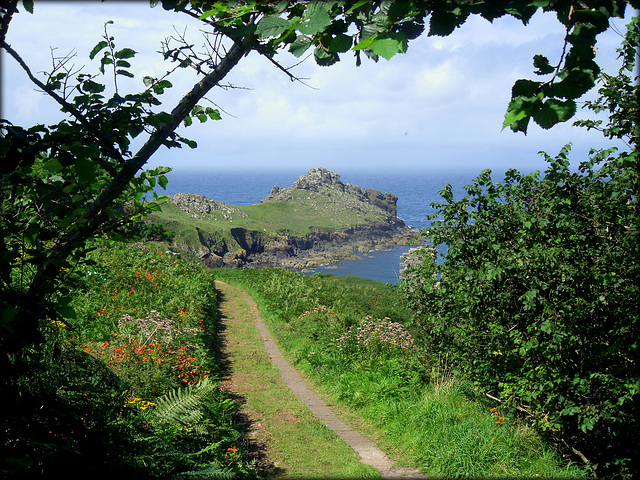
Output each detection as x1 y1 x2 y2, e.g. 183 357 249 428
145 185 393 257
215 267 588 479
215 280 380 479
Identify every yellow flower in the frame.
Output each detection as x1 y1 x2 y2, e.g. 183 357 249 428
126 398 155 410
49 319 67 329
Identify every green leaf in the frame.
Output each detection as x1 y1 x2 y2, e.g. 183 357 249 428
328 33 353 53
533 98 577 129
75 157 96 184
89 40 108 60
502 96 533 133
180 137 197 149
353 34 377 50
297 2 333 36
158 175 168 189
533 54 555 75
205 107 221 120
429 10 467 37
43 158 64 173
152 80 173 94
143 76 155 87
81 79 106 94
371 33 408 60
289 35 313 57
199 7 221 20
115 47 137 59
22 0 34 13
116 69 134 78
346 0 369 13
147 112 174 128
255 15 291 38
314 47 339 66
512 79 541 97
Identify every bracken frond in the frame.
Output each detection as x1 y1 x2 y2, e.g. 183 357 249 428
153 377 216 432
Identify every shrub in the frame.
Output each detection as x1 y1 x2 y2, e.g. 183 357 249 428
402 147 639 478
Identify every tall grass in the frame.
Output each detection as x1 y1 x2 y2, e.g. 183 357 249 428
215 267 587 479
3 240 258 478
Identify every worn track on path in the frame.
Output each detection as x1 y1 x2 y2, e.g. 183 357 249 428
215 280 427 479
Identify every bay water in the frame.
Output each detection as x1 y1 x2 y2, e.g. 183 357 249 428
159 168 486 283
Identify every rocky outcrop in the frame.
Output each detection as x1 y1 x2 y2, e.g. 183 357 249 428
251 218 414 270
172 193 247 220
262 167 399 217
164 168 417 271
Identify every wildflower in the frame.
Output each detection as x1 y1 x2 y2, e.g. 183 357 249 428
227 446 238 453
49 319 67 329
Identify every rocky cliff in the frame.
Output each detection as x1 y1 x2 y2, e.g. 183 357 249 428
263 167 400 217
156 167 416 271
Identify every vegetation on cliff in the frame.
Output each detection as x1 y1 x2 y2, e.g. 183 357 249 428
142 167 415 268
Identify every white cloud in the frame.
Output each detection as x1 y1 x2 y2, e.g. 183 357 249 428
2 2 632 172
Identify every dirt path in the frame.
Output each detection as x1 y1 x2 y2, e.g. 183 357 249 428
215 280 427 479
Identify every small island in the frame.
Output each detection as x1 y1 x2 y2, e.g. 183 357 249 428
145 167 416 270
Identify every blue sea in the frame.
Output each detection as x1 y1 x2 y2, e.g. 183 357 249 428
158 168 486 283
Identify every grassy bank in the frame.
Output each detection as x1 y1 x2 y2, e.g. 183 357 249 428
3 241 258 478
215 267 587 479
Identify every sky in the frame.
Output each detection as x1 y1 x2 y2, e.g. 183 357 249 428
1 1 633 174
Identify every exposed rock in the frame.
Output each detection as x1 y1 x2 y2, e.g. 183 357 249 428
172 193 247 220
262 166 398 216
162 168 417 271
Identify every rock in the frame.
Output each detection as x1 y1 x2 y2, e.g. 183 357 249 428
161 168 418 270
262 167 398 216
172 192 247 220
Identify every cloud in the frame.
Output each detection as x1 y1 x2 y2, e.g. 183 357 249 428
2 2 632 173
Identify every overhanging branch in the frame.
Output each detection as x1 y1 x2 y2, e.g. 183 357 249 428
28 32 258 295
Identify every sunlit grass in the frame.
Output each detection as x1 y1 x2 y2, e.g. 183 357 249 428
216 267 588 479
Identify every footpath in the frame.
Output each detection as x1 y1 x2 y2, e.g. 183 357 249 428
215 280 427 479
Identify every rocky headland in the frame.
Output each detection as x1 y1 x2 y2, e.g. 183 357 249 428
154 167 416 271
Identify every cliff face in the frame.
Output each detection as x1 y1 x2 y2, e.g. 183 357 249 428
162 167 416 271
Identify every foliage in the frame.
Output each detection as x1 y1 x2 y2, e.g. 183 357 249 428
402 148 638 478
216 267 585 478
401 18 638 477
1 241 257 478
187 0 638 132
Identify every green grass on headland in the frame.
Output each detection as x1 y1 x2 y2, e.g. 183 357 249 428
144 185 396 261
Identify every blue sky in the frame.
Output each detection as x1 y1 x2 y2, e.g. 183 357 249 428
2 1 632 174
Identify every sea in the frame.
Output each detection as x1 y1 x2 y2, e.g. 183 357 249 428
157 168 489 284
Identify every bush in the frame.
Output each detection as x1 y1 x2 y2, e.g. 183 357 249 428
402 147 639 478
1 241 258 478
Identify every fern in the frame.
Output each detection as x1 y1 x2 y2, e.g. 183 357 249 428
173 464 235 479
153 377 216 434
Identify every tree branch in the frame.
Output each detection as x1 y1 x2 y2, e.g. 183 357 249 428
1 39 125 163
28 32 258 295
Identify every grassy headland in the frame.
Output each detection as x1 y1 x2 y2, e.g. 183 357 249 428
141 167 414 269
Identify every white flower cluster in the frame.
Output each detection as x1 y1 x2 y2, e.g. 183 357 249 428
118 310 199 345
337 316 415 351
